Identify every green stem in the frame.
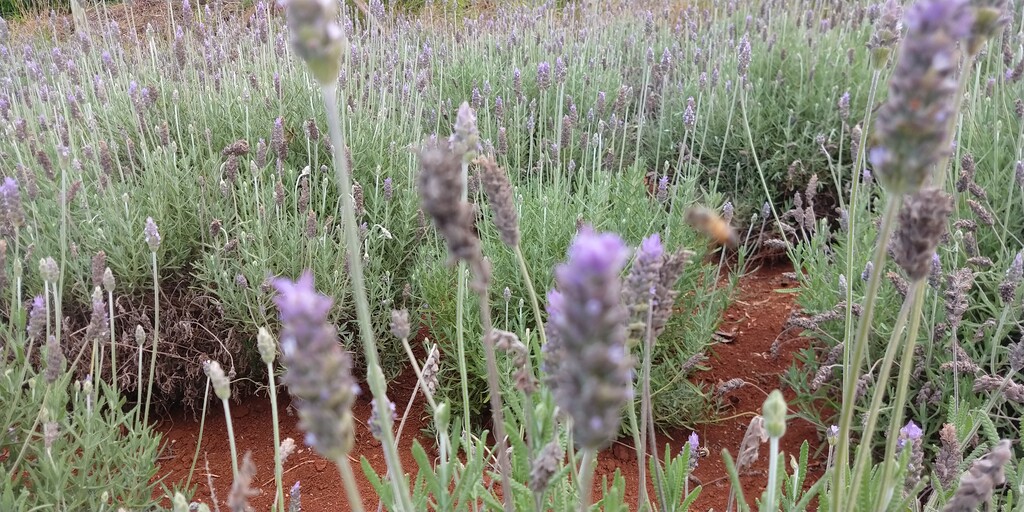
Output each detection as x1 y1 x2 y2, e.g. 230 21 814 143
578 448 596 512
641 302 666 508
337 458 366 512
834 193 902 507
456 262 472 439
765 436 781 511
513 245 546 372
321 83 411 511
185 375 211 491
222 397 239 478
849 279 920 500
143 251 159 426
268 363 285 512
625 381 648 510
107 289 116 387
475 287 514 512
875 279 927 511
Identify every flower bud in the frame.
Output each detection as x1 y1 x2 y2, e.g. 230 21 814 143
762 390 787 438
257 327 276 365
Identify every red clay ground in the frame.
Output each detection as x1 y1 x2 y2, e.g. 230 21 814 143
151 262 823 511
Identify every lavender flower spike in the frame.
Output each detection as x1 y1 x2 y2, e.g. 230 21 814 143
869 0 973 195
274 271 358 460
144 217 161 252
283 0 346 85
623 233 664 345
542 227 633 451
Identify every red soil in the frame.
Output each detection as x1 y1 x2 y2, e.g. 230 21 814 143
151 262 823 511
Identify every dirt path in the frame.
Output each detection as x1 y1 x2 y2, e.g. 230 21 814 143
151 262 823 511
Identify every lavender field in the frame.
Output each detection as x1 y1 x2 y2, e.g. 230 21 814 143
1 0 1023 510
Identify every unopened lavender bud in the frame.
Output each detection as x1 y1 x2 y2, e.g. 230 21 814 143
144 217 161 252
503 287 512 303
449 102 482 157
762 389 787 438
390 309 410 339
434 401 450 433
284 0 346 85
39 257 59 282
826 425 839 446
367 399 396 440
257 327 276 364
205 360 231 400
135 325 146 346
44 334 64 383
967 0 1008 56
838 91 850 121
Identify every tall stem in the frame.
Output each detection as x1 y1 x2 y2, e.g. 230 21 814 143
514 245 547 364
765 436 781 511
222 397 239 478
476 287 514 512
143 251 159 426
875 280 927 511
578 448 597 512
848 279 920 499
321 83 411 510
268 364 285 512
834 193 902 506
337 458 366 512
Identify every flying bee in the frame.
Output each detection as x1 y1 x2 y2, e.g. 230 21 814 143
685 206 739 249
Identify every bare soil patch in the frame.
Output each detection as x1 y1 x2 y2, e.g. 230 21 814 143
152 262 823 511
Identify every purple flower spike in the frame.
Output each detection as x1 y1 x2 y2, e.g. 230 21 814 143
624 233 664 343
273 271 333 328
870 0 973 194
543 227 632 451
898 420 923 450
274 271 358 460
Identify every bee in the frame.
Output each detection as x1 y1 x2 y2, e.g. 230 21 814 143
685 206 739 249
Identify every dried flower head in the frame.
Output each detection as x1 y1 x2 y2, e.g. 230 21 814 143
999 251 1023 304
943 439 1012 511
542 228 632 451
27 295 45 341
45 334 64 383
623 233 664 345
891 187 954 281
935 423 961 488
529 440 563 494
227 451 258 512
416 144 488 290
869 0 973 194
477 157 520 247
274 271 358 460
